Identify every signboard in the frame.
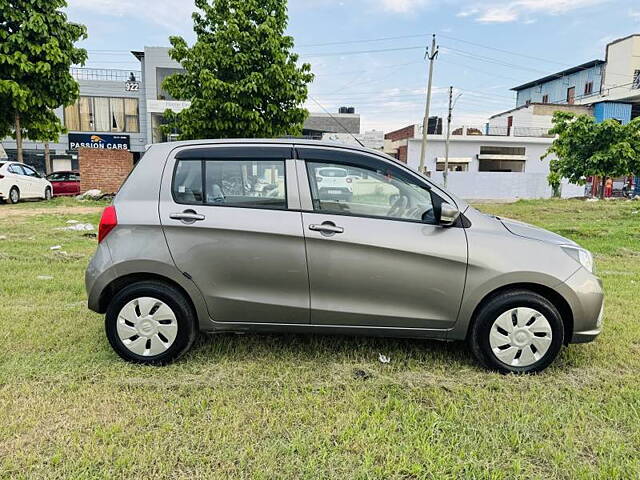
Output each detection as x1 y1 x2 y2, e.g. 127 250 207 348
68 134 130 151
125 81 140 92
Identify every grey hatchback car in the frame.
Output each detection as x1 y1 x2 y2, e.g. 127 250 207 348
86 139 604 374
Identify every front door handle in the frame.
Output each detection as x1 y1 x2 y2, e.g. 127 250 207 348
170 210 205 223
309 223 344 235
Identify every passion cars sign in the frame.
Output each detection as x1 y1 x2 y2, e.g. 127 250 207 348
68 134 130 151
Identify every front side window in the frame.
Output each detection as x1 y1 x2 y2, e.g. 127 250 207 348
307 161 435 223
22 165 40 178
173 159 287 210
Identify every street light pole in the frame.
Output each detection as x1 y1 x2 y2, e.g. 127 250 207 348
418 34 438 175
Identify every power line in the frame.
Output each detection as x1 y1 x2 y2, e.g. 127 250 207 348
299 45 424 57
298 33 428 48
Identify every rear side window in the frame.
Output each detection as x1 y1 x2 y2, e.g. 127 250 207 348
173 160 203 204
173 159 287 210
8 164 25 175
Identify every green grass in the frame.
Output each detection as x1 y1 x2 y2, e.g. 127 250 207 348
1 198 639 479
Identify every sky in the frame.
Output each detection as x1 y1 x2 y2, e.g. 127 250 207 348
65 0 640 132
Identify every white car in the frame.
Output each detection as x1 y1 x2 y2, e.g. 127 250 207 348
315 166 353 201
0 161 53 204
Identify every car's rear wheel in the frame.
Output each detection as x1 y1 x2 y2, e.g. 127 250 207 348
105 281 198 365
468 290 564 374
7 187 19 204
44 187 52 201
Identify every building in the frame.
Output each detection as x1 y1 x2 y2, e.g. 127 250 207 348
1 46 360 172
383 124 584 200
492 34 640 131
2 67 146 172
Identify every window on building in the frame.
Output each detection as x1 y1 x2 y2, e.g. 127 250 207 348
478 159 525 172
436 162 469 172
567 86 576 104
64 97 139 133
478 146 526 173
584 81 594 96
633 70 640 89
542 94 550 103
156 67 184 100
479 146 526 156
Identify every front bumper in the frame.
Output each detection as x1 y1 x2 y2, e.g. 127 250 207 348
558 267 604 344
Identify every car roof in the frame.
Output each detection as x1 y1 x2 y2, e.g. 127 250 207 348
152 138 395 162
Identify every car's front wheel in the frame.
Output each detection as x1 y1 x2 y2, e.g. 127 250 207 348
105 281 198 365
468 290 564 374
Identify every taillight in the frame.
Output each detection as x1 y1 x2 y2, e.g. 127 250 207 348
98 205 117 243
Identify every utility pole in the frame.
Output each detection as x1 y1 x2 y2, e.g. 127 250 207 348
443 86 462 188
418 34 438 174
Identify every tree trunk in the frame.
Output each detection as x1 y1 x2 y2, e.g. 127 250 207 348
600 176 606 200
44 142 52 174
15 112 23 163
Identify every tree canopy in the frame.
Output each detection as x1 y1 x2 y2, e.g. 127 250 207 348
162 0 314 140
543 111 640 197
0 0 87 160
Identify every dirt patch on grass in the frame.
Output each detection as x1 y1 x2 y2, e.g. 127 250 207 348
0 205 103 218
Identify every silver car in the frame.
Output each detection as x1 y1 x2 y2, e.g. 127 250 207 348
86 139 604 374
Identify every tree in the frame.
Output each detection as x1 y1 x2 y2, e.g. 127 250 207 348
0 0 87 162
543 112 640 199
162 0 314 140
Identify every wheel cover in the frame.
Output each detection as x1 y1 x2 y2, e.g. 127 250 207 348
10 189 18 202
489 307 552 367
116 297 178 357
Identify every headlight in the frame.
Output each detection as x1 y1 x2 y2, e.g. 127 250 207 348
561 245 594 273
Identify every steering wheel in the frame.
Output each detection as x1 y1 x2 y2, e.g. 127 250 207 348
387 195 409 218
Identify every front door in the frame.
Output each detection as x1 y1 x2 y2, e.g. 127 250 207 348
297 148 468 330
159 145 310 324
14 164 37 197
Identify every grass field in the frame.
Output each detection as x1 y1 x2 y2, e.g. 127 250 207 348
1 197 639 479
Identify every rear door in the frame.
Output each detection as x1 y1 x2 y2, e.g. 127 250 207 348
296 146 468 330
159 144 310 325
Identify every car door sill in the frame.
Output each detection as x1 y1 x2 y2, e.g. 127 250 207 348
203 319 453 335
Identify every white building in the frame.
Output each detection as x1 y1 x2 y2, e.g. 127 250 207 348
395 128 583 200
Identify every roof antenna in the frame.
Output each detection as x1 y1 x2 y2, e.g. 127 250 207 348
308 95 366 148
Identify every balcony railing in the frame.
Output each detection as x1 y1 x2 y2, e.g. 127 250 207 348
70 67 141 83
441 125 554 138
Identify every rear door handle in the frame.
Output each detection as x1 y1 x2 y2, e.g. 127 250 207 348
170 211 205 223
309 223 344 234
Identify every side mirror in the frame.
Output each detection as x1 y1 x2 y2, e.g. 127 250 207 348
438 202 461 227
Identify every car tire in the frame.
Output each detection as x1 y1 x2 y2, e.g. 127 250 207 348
468 290 564 374
7 187 20 204
105 281 198 365
44 187 52 201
